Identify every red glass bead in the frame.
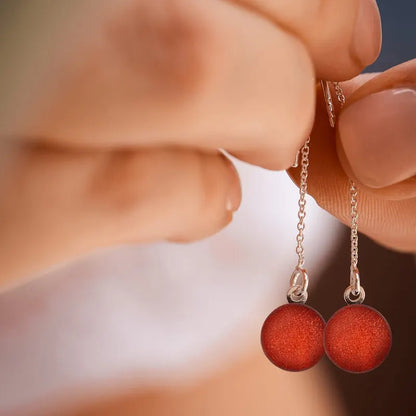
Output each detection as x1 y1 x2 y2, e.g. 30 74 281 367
324 304 392 373
261 303 325 371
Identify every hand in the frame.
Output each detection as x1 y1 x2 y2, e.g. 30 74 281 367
288 59 416 253
0 0 381 284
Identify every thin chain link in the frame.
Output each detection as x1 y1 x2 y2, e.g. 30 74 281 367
350 181 359 270
330 82 363 303
333 82 346 106
331 83 359 272
295 137 310 268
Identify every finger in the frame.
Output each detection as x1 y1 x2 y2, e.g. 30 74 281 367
337 59 416 196
287 79 416 253
230 0 381 80
14 0 315 170
0 144 241 285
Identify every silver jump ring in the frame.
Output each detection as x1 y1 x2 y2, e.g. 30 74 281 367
289 268 309 293
344 285 365 304
287 286 308 304
350 268 361 295
287 268 309 304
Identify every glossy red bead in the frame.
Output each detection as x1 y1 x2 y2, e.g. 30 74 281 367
324 304 392 373
261 303 325 371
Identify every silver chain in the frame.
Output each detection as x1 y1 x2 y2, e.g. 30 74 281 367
289 82 365 304
333 82 346 106
350 180 359 271
331 83 359 273
295 137 310 269
287 137 310 304
323 81 365 304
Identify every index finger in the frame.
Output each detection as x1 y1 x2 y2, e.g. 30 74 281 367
6 0 316 170
230 0 382 80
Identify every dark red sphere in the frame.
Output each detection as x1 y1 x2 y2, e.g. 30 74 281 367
261 303 325 371
324 304 392 373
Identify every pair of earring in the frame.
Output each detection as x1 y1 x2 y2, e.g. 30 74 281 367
261 81 392 374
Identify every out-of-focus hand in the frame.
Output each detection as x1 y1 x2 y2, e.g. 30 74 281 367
0 0 381 284
289 59 416 253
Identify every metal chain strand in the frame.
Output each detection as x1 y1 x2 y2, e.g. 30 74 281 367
295 137 310 269
287 137 310 304
329 82 365 304
333 82 346 106
350 180 359 272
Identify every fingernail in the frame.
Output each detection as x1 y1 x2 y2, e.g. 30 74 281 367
339 87 416 188
351 0 381 66
224 159 242 211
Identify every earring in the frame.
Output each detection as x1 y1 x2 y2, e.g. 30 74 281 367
321 81 392 373
261 137 326 372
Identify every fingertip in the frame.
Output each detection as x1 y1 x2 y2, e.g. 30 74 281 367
338 88 416 189
165 151 241 243
168 211 234 244
350 0 382 69
221 154 242 212
232 147 300 171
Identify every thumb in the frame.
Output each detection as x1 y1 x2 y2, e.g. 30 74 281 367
288 60 416 253
338 59 416 195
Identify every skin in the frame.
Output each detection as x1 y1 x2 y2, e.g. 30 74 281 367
0 0 386 286
288 61 416 252
1 1 415 414
59 350 346 416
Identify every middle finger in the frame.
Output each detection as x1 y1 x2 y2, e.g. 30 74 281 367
19 0 315 170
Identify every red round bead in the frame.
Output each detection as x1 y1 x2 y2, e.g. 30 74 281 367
261 303 325 371
324 304 392 373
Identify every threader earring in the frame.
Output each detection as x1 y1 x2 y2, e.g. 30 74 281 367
261 81 392 373
321 81 392 374
261 136 326 372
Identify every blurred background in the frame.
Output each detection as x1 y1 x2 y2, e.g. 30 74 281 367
0 1 415 415
367 0 415 72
